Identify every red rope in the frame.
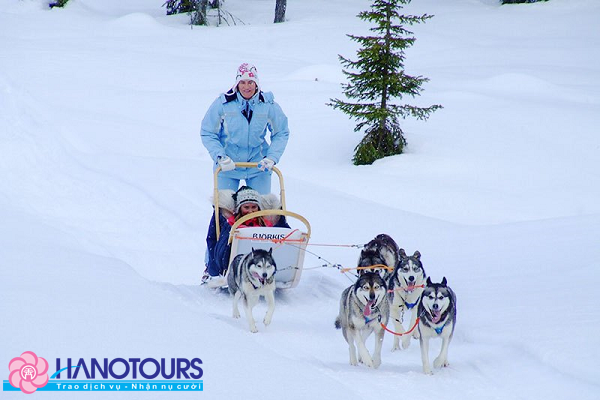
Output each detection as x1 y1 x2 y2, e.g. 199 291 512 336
274 229 300 244
380 317 420 336
234 235 362 248
387 284 425 293
234 229 302 244
305 243 361 247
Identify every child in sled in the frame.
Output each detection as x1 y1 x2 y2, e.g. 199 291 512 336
202 185 290 284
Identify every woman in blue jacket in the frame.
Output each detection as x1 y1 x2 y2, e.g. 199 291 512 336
201 63 290 194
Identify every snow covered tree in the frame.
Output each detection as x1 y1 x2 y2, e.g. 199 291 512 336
49 0 69 8
190 0 209 25
164 0 224 25
329 0 442 165
164 0 197 15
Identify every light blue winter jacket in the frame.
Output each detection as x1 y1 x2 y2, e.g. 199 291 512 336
200 90 290 179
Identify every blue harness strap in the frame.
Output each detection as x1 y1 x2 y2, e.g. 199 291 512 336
405 301 418 309
434 320 448 335
364 313 383 325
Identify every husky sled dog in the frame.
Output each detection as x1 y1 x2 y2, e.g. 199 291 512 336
357 234 400 278
335 272 390 368
418 277 457 374
387 249 426 351
228 248 277 333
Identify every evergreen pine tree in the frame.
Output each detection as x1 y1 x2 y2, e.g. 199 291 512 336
329 0 441 165
164 0 197 16
49 0 69 8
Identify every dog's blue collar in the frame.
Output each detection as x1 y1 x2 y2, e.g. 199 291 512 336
434 320 448 335
364 314 381 325
405 301 418 309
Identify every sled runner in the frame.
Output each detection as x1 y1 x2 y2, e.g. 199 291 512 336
213 163 311 289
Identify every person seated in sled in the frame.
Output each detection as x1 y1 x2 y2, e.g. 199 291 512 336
203 186 290 284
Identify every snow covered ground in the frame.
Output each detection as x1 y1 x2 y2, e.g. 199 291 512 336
1 0 599 398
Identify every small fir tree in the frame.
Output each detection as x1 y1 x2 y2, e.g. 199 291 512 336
163 0 197 15
329 0 441 165
49 0 69 8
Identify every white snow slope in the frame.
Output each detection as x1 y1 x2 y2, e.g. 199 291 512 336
1 0 599 399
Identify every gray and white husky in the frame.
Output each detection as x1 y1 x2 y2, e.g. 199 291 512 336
228 248 277 333
418 277 457 374
335 272 390 368
387 249 427 351
357 234 400 279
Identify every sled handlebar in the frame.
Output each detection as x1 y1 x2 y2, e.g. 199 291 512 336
213 162 286 238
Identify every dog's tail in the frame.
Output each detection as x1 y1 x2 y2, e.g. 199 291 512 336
334 317 341 329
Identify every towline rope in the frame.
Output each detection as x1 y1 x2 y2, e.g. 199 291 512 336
233 232 381 281
379 317 421 337
340 264 394 273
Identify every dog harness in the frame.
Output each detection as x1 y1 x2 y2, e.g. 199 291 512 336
363 300 381 325
405 300 418 309
364 315 381 325
434 321 448 335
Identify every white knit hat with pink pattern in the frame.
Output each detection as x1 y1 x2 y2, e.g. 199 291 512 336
234 63 260 90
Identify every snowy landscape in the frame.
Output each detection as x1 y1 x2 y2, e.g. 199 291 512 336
1 0 599 398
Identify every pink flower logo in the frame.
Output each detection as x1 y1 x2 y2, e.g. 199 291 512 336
8 351 49 394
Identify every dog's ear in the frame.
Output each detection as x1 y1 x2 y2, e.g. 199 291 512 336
413 250 421 260
426 276 433 286
398 248 407 258
268 248 273 256
441 277 447 286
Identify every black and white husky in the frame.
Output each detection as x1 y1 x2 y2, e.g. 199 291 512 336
227 248 277 333
387 249 427 351
335 272 390 368
357 234 400 278
418 277 457 374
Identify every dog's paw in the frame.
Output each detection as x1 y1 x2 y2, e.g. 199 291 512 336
402 336 411 349
233 310 240 319
373 358 382 369
263 316 272 326
250 326 258 333
391 336 401 352
359 354 374 368
423 367 433 375
434 357 449 368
